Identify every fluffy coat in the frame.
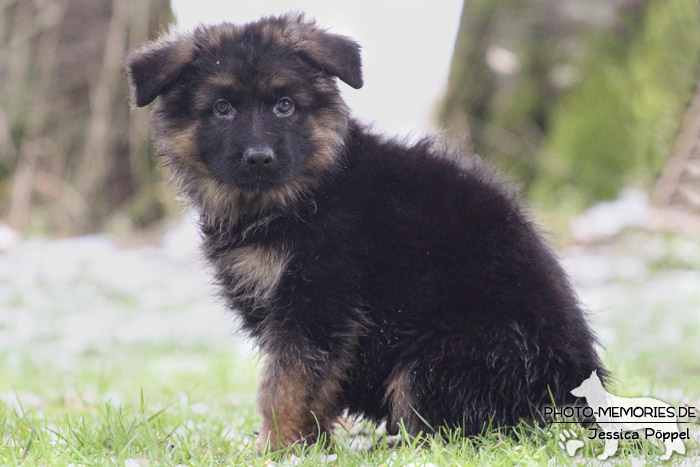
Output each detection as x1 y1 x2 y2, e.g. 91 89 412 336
125 13 607 451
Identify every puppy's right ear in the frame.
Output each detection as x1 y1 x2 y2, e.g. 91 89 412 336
125 34 195 107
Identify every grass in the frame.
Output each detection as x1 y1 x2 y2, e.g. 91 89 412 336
1 343 698 466
1 231 699 466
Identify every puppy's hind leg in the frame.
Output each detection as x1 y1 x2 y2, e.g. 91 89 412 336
385 363 427 437
385 327 565 438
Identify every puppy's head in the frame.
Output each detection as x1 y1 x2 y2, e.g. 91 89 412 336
126 14 362 220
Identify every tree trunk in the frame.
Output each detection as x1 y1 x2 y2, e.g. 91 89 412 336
440 0 700 211
1 0 173 235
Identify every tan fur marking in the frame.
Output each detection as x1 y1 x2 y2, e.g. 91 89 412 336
307 111 346 173
221 245 290 304
256 355 352 451
157 123 243 224
307 364 346 429
385 367 420 434
167 125 198 159
264 74 296 90
257 360 318 451
207 73 237 88
255 318 367 451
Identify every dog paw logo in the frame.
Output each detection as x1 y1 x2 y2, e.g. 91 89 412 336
558 429 584 457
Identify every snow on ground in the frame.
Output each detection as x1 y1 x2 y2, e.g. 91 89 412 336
0 191 698 384
569 188 651 243
0 216 242 369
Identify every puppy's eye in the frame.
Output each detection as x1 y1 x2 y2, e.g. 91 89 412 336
213 99 233 117
274 97 294 117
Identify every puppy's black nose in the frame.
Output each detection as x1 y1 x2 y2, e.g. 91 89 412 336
243 147 276 167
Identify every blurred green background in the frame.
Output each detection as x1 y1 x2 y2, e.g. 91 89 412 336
0 0 174 236
1 1 699 464
1 0 699 235
441 0 700 217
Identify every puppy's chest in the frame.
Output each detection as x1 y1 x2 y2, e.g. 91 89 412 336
217 243 291 306
200 205 365 314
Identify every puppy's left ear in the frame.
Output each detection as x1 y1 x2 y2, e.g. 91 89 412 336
302 31 363 89
125 33 196 107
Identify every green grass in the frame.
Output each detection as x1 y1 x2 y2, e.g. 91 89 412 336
1 341 698 466
2 232 699 465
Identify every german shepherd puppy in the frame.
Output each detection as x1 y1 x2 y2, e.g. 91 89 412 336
126 13 607 451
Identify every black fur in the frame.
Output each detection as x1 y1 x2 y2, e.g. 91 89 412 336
126 13 607 450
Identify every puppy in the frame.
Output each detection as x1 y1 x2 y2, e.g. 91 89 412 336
126 13 607 451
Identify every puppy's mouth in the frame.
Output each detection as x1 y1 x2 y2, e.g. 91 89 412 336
230 163 292 194
234 175 283 193
202 146 296 194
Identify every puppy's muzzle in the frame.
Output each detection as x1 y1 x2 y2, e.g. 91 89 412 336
243 146 276 168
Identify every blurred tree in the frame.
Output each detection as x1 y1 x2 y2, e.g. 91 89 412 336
653 83 700 219
440 0 700 213
0 0 173 235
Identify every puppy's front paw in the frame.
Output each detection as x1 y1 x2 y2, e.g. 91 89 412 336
257 426 320 454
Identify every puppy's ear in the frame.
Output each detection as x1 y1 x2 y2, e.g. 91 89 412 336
301 31 363 89
125 34 195 107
